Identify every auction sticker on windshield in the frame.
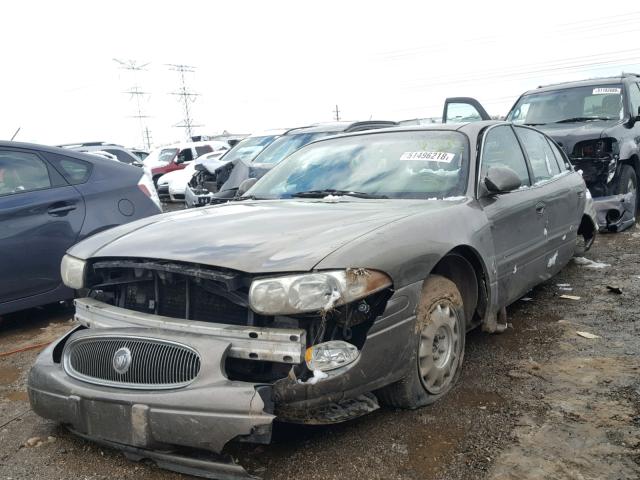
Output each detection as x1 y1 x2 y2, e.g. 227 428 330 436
592 87 621 95
400 151 455 163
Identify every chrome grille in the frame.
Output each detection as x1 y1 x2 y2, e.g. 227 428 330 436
63 336 200 389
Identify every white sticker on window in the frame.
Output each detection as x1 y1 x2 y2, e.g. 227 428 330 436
592 87 621 95
400 151 455 163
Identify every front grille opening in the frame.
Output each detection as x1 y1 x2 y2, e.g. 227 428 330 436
88 259 250 326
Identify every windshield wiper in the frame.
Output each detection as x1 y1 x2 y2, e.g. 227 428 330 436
555 116 614 123
233 195 267 201
291 189 388 199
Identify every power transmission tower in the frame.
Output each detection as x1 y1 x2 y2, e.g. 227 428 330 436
167 64 202 140
113 59 152 150
334 104 341 121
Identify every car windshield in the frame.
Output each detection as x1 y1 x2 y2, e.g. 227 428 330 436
144 148 178 165
220 135 278 163
507 84 624 125
248 131 469 200
252 132 336 165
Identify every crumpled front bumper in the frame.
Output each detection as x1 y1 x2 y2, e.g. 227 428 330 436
27 327 275 478
593 191 636 232
185 184 214 208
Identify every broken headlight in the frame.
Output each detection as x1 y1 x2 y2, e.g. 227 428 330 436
305 341 359 371
574 138 618 159
60 254 86 289
249 269 392 315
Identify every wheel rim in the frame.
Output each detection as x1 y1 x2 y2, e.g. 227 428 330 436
418 301 460 395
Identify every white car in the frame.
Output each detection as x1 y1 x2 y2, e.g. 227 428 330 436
157 150 227 202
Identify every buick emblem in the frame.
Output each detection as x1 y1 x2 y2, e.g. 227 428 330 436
112 347 132 374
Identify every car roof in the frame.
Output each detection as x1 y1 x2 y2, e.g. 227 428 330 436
526 73 640 95
283 120 398 135
247 128 290 137
0 140 129 165
287 121 505 145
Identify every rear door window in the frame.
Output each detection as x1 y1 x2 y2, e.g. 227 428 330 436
0 151 52 196
481 125 530 187
515 127 561 183
46 153 93 184
547 140 571 171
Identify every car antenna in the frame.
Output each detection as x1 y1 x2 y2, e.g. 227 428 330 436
10 127 20 141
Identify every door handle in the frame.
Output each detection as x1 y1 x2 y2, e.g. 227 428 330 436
48 204 77 216
577 189 585 198
535 202 545 215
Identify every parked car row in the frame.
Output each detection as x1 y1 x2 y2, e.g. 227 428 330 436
4 73 635 479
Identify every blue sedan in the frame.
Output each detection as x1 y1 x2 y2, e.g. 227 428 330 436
0 141 161 315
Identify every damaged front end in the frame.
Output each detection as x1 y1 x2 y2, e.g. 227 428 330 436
570 138 636 232
28 258 402 478
185 162 234 207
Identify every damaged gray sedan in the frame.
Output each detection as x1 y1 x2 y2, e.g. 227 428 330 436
28 122 596 478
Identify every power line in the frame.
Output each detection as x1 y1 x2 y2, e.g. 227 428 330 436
167 64 202 140
113 59 152 150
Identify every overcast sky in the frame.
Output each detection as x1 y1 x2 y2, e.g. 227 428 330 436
2 0 640 148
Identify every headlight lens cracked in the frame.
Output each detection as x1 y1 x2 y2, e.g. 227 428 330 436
249 269 392 315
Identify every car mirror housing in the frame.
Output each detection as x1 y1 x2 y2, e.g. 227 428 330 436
484 166 522 194
237 177 258 197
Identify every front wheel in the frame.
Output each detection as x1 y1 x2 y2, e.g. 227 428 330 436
377 275 466 409
616 164 638 218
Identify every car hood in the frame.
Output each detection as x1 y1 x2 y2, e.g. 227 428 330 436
199 156 231 174
534 119 621 155
68 199 460 273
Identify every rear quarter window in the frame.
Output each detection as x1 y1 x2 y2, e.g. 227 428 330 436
46 152 93 184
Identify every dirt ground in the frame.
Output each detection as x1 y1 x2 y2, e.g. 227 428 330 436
0 227 638 480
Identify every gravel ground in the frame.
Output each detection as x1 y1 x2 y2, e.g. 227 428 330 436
0 226 638 480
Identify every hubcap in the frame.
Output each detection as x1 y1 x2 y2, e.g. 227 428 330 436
418 302 459 395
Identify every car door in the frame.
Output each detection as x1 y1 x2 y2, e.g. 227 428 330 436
514 126 581 276
0 149 86 303
443 97 492 124
477 124 548 306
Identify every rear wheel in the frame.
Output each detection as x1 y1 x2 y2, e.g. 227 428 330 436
616 164 638 218
378 275 466 409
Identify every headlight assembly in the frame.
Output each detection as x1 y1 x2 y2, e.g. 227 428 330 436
249 269 392 315
60 254 86 289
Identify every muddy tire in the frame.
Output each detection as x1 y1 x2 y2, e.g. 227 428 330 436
377 275 465 409
616 164 637 218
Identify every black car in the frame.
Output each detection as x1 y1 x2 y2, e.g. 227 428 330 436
504 74 640 232
0 142 161 315
186 121 398 206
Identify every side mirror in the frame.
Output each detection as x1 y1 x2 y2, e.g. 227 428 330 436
483 166 521 194
237 177 258 197
175 155 185 164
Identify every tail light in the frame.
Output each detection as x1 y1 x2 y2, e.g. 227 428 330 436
138 173 162 210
